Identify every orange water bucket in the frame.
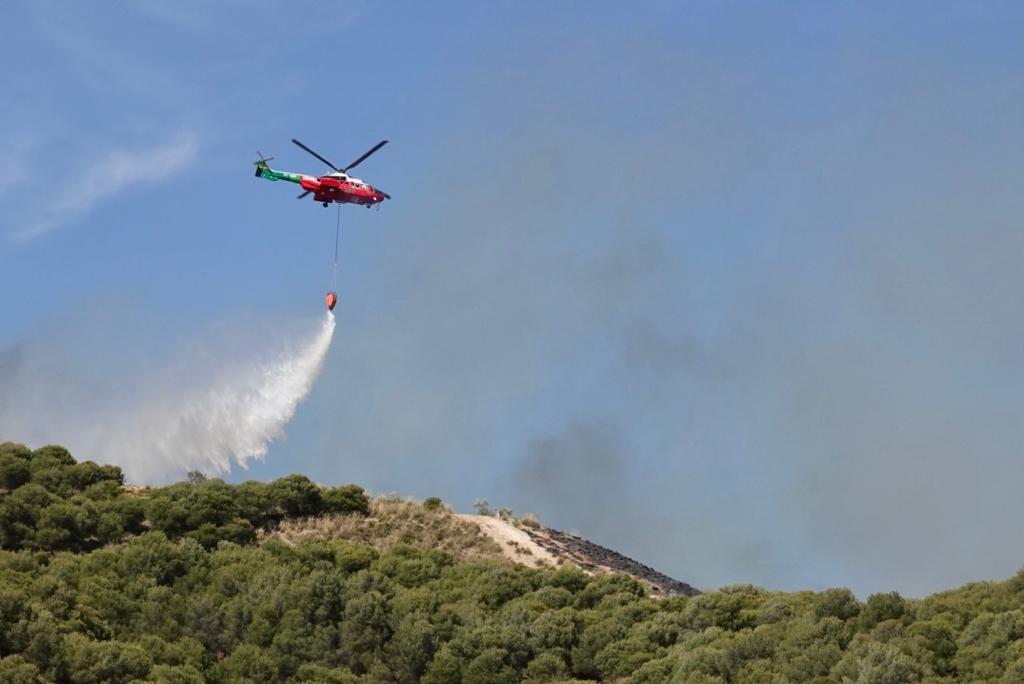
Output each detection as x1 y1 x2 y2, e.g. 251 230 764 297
325 292 338 311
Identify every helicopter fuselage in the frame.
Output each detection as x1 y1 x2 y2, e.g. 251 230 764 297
257 165 388 206
303 173 386 206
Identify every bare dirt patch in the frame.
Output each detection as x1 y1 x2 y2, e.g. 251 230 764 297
460 513 699 597
456 514 557 568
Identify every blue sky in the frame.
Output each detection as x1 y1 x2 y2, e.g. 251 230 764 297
3 2 1024 597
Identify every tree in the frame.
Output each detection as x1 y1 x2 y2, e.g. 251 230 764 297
333 541 378 573
323 485 370 515
30 445 76 470
65 461 122 492
0 453 31 490
269 475 324 518
464 647 516 684
0 442 32 460
906 618 956 676
268 609 318 678
34 502 86 551
572 615 630 678
832 641 922 684
0 496 37 549
683 587 759 632
187 480 241 528
523 651 568 682
98 496 146 541
421 647 462 684
0 586 30 653
184 519 256 549
146 663 204 684
117 533 205 586
574 573 646 609
594 634 663 678
860 592 908 630
530 608 579 651
377 546 443 588
62 634 153 684
630 656 678 684
134 635 207 672
385 614 438 683
234 481 273 528
290 664 358 683
813 589 861 621
212 644 279 683
81 480 124 501
544 564 589 593
462 648 517 684
339 592 392 672
0 655 44 684
145 486 191 536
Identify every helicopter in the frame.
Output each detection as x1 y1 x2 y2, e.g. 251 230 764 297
255 138 391 208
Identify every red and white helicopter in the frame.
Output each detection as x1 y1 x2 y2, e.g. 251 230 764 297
255 138 391 208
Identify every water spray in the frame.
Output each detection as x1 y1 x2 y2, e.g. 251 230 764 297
117 311 337 479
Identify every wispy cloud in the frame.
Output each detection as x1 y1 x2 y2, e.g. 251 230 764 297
0 135 38 195
12 132 197 241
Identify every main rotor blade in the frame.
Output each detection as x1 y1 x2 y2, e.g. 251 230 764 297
297 190 311 199
291 139 340 172
344 140 388 172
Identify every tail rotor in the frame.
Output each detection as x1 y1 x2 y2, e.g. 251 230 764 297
253 150 275 177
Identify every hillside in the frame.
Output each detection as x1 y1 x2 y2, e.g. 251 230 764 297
455 514 698 598
3 442 1024 683
267 498 697 597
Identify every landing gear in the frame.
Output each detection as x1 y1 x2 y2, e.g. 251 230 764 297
322 202 329 208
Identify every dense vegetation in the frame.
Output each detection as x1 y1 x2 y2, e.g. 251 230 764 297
0 442 368 553
2 443 1024 683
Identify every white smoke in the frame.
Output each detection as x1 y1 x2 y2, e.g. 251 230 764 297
0 311 336 482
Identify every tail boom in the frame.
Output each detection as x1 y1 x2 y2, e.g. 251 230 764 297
256 165 307 185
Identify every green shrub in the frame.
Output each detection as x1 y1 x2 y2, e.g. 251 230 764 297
860 592 909 630
523 651 568 682
323 484 370 515
463 648 517 684
269 474 324 518
0 453 31 490
0 654 44 684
